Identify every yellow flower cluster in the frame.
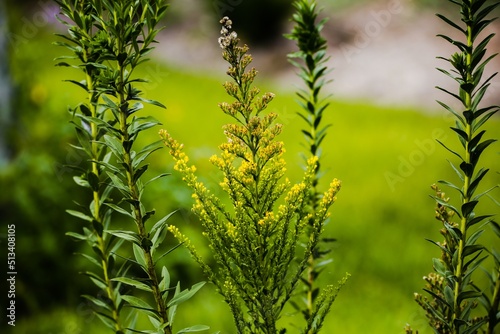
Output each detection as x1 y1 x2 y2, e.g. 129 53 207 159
226 222 238 238
321 178 341 207
257 211 275 226
285 182 307 204
167 225 189 245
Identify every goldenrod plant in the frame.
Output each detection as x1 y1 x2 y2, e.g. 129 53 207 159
160 17 347 334
406 1 500 333
56 1 207 333
285 0 342 325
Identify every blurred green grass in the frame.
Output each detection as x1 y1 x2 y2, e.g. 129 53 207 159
6 29 500 334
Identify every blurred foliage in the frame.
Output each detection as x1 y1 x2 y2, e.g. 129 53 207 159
0 31 91 321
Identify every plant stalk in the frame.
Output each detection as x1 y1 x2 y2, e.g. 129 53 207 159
116 60 171 334
452 13 474 329
85 50 123 333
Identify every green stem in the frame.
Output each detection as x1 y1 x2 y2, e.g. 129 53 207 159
304 52 322 321
85 54 123 333
452 11 474 331
116 61 172 334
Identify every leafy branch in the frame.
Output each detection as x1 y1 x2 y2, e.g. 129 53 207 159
285 1 345 328
57 1 207 333
408 1 500 333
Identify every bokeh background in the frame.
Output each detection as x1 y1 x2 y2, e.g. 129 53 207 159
1 0 499 333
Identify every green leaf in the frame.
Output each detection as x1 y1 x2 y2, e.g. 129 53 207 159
450 126 468 142
151 210 177 235
159 266 171 295
106 230 140 244
133 243 147 269
437 100 465 125
133 141 163 169
74 127 92 155
66 231 89 241
473 110 498 132
143 210 156 225
436 140 463 161
92 219 104 237
432 196 461 217
436 13 466 34
462 244 484 258
427 240 452 257
122 295 157 317
151 224 167 255
437 180 464 197
111 277 152 292
103 134 124 158
82 294 112 311
156 242 184 263
491 221 500 238
462 318 488 334
90 277 108 290
66 210 94 222
432 258 447 276
87 171 100 192
467 214 493 228
147 315 161 330
448 160 465 182
423 288 449 308
73 175 91 188
444 285 455 310
132 96 166 109
460 161 474 178
469 130 486 150
467 168 489 198
76 252 102 268
129 116 161 137
144 173 170 187
168 282 180 327
95 312 117 331
101 94 118 110
106 172 130 196
466 229 485 248
65 79 88 91
105 203 135 219
461 201 478 218
471 139 496 166
176 325 210 333
133 164 149 183
167 282 206 308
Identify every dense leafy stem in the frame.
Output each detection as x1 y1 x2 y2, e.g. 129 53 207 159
284 0 343 327
56 1 207 333
160 16 347 334
56 1 127 332
408 1 500 333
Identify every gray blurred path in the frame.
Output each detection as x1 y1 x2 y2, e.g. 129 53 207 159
152 1 500 111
